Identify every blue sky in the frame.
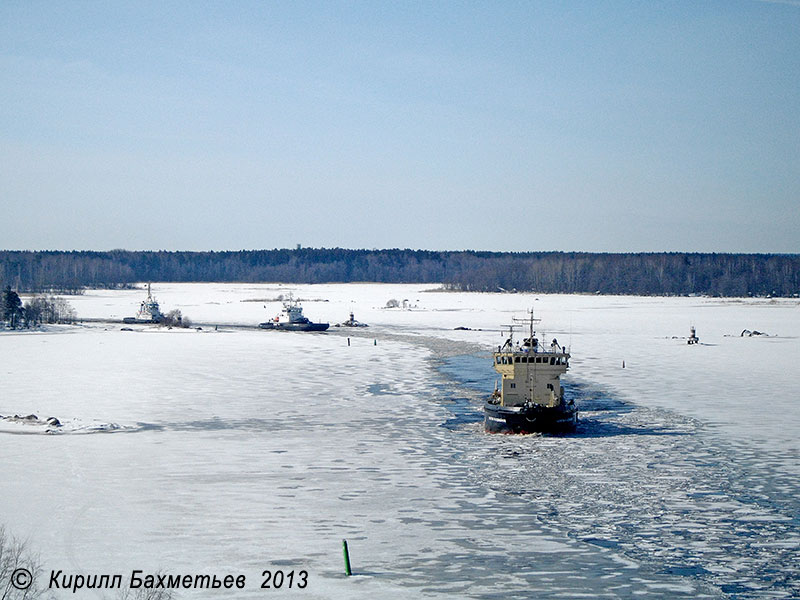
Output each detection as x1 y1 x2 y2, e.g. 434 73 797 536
1 1 798 252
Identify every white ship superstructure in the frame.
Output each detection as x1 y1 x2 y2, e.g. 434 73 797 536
485 310 577 433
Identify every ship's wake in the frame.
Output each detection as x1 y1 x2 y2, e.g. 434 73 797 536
435 354 800 599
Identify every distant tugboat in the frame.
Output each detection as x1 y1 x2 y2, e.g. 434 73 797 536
484 310 577 434
123 283 164 324
335 312 368 328
259 297 329 332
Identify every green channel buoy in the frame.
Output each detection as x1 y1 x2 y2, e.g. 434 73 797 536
342 539 352 576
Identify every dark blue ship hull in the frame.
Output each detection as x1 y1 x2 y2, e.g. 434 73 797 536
484 401 577 434
258 321 329 332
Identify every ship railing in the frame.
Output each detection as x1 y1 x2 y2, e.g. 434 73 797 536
495 344 568 356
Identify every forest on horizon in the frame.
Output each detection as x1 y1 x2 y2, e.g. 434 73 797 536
0 249 797 298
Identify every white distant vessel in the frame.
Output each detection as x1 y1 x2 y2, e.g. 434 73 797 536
484 310 577 434
259 297 329 332
123 283 164 324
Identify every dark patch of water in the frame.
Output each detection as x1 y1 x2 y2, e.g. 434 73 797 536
440 396 484 430
366 383 405 396
438 353 495 392
436 354 684 438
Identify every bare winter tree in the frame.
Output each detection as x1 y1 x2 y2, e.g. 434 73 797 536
160 309 192 329
0 526 42 600
21 296 75 327
1 526 176 600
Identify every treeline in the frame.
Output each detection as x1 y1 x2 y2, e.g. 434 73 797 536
2 286 76 329
0 249 797 297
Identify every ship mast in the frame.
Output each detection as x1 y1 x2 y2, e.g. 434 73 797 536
511 308 542 405
511 307 540 345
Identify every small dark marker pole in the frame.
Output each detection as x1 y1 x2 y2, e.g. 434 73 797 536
374 339 377 346
342 539 352 576
347 337 350 346
622 360 625 368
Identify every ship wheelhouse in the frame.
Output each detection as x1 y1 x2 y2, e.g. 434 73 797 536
492 325 570 409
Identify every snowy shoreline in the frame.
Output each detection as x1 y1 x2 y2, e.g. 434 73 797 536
1 283 798 598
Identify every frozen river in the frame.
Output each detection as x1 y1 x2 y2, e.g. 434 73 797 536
1 284 798 598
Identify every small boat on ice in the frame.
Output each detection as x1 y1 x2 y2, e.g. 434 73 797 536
335 312 368 328
484 310 577 434
259 298 329 332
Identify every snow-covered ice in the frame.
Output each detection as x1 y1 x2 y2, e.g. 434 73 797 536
1 283 798 598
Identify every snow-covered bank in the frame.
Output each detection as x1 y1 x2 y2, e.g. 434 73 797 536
2 284 798 598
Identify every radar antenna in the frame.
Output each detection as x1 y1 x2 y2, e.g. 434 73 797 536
511 307 541 347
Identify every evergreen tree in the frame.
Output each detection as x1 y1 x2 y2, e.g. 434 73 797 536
2 286 23 328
